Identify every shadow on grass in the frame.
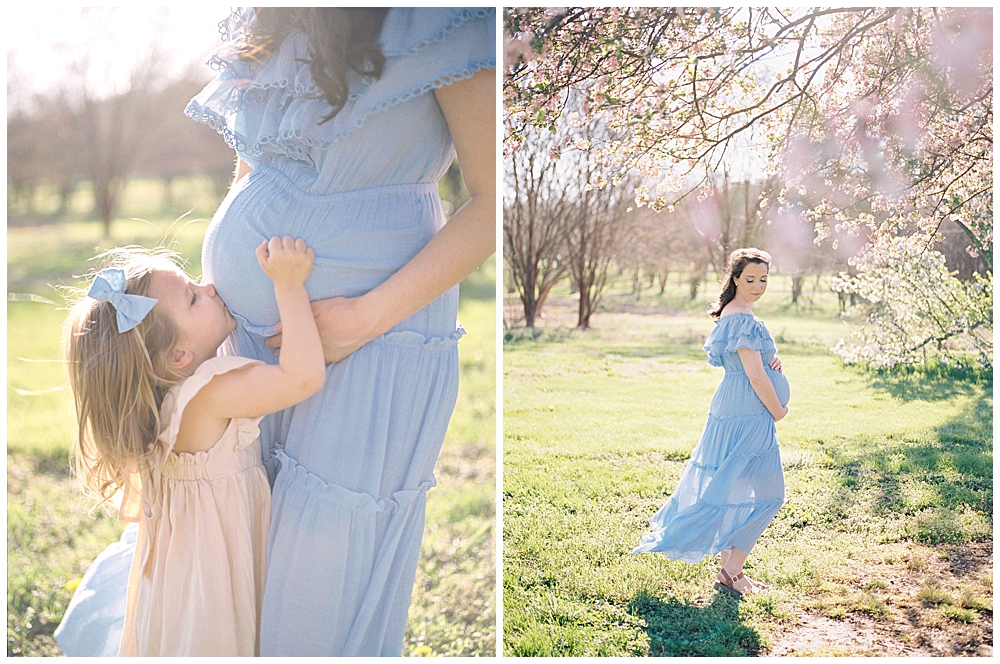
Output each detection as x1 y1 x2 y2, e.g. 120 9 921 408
823 389 993 544
629 590 761 656
9 447 73 480
863 360 992 403
503 327 576 345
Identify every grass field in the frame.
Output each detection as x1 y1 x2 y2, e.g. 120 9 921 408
7 204 496 657
503 275 992 657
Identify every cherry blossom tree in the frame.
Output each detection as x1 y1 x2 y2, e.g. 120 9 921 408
505 7 992 366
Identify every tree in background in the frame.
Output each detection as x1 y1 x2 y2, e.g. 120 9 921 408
832 236 992 369
6 9 224 235
560 111 639 329
137 73 238 208
503 122 571 328
505 7 992 366
65 9 168 236
682 174 776 282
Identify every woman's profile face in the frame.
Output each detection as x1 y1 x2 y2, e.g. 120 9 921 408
732 261 769 303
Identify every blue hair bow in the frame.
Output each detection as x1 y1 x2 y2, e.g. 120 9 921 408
86 268 158 333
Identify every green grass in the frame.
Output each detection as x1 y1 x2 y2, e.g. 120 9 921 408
7 210 496 656
503 278 992 657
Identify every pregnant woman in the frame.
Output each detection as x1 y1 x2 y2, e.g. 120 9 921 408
634 248 788 598
190 8 495 655
54 7 495 657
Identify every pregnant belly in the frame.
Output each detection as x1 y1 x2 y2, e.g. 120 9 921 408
202 167 443 329
766 366 790 408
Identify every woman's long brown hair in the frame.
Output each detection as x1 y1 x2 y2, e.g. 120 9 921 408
236 8 390 125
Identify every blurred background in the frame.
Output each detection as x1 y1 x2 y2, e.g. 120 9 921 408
8 8 231 235
8 7 495 657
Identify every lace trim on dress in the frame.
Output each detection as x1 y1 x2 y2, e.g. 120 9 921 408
217 7 254 43
185 58 495 164
380 8 495 57
703 312 774 367
186 7 497 163
706 409 771 421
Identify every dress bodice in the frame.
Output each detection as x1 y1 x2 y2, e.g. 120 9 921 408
185 7 496 194
703 312 790 413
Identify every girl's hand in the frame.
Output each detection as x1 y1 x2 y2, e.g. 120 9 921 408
256 237 314 288
266 295 379 364
769 355 783 373
774 406 789 422
265 69 495 365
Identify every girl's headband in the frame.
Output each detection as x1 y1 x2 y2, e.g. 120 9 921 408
86 268 158 333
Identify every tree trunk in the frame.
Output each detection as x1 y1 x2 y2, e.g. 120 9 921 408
577 281 592 328
658 270 669 295
523 304 536 328
521 272 538 328
162 176 175 211
688 263 708 300
631 266 642 298
95 178 116 238
791 275 804 303
57 181 75 216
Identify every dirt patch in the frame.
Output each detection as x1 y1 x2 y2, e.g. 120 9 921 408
769 541 993 657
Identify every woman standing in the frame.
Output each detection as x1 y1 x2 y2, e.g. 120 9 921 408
55 7 495 657
634 248 788 598
187 7 496 655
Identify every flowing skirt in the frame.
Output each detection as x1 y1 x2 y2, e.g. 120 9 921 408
634 368 786 562
205 164 463 656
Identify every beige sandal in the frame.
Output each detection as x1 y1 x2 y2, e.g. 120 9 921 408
715 568 746 599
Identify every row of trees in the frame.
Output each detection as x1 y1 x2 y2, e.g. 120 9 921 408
8 10 236 235
504 7 992 368
505 114 853 329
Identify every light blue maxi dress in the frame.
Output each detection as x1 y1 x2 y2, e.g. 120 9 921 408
633 312 789 562
53 7 495 657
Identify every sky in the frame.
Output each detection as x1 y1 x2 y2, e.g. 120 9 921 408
7 6 226 111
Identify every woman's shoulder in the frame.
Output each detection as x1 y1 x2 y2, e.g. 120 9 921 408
713 309 759 329
185 8 496 163
704 311 771 363
379 7 495 57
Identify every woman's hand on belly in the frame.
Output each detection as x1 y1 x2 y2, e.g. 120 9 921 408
266 295 374 364
768 354 783 373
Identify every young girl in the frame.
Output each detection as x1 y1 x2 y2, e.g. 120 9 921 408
64 237 325 656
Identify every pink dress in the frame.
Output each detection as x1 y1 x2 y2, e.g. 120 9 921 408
118 356 271 656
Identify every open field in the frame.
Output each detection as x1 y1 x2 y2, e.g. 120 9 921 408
503 277 992 656
7 213 496 657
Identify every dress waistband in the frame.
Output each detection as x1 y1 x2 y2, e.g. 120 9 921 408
255 163 440 202
162 439 263 481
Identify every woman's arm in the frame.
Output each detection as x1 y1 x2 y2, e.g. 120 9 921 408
737 347 788 421
267 67 497 363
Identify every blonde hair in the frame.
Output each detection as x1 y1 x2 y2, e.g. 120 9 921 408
63 248 187 506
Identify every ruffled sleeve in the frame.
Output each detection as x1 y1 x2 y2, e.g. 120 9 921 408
157 355 263 458
185 7 496 166
703 313 766 367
